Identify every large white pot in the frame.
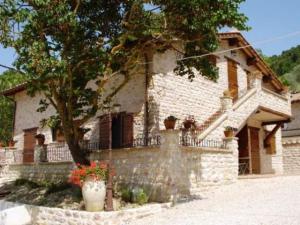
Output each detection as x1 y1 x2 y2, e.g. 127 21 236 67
82 179 106 211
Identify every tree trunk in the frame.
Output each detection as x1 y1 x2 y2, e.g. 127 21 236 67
58 104 90 165
66 137 90 165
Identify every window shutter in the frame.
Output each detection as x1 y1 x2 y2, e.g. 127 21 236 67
121 113 134 148
99 114 110 149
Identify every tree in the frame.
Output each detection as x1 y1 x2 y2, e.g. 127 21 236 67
0 70 26 145
0 0 248 164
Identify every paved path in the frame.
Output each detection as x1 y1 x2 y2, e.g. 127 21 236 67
130 176 300 225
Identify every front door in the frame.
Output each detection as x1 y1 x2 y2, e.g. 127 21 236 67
249 127 260 174
237 126 250 175
228 59 239 101
23 128 37 163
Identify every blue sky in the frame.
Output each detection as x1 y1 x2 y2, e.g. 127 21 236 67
1 0 300 73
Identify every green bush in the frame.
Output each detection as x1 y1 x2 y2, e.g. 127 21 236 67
45 182 71 195
14 179 40 189
120 187 149 205
120 187 132 202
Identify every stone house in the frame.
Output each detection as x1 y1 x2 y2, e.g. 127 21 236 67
282 93 300 174
0 32 292 201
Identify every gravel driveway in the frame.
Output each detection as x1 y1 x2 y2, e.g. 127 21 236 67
129 175 300 225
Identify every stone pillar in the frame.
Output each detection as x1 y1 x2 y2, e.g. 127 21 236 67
220 95 233 112
251 71 263 90
160 130 183 204
223 137 239 180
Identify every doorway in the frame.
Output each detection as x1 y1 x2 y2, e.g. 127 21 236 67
23 128 37 163
237 125 261 175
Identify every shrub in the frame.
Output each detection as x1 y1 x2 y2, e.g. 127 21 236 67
120 187 132 202
131 188 149 205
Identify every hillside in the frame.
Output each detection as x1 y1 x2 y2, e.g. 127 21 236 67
264 45 300 92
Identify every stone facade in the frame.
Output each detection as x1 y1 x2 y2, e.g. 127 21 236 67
5 162 75 183
3 33 292 198
282 137 300 174
10 36 291 150
90 131 238 202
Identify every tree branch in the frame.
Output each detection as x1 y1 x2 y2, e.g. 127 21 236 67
0 64 25 74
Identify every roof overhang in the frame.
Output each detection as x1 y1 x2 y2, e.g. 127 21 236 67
251 106 291 126
218 32 285 92
0 83 27 97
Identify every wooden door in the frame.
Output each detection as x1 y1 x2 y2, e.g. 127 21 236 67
228 59 239 101
249 127 260 174
23 128 37 163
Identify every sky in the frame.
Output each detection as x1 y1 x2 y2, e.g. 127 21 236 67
1 0 300 73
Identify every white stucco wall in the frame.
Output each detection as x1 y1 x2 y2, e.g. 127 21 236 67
14 91 56 150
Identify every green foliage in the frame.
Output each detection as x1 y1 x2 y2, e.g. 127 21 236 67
267 45 300 76
281 65 300 92
0 0 248 163
14 179 41 189
121 187 132 203
133 189 149 205
120 187 149 205
0 70 26 145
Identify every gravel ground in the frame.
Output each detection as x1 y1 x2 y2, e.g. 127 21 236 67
129 175 300 225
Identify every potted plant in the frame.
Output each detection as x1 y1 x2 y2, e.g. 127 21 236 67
224 126 237 137
69 161 109 212
183 115 195 129
35 134 45 146
8 140 16 147
164 116 177 130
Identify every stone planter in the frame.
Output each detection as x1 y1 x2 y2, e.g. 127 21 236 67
82 179 106 212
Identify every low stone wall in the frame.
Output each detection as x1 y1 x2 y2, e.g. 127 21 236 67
0 200 171 225
5 162 75 183
1 131 238 203
90 133 238 202
282 138 300 175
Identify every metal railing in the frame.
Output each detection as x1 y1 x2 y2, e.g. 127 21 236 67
180 136 228 149
46 143 73 162
133 135 161 147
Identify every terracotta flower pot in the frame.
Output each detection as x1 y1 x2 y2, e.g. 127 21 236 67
164 119 176 130
224 130 234 137
8 140 15 147
183 121 193 129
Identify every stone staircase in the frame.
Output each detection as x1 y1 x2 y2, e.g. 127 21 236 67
195 88 258 140
196 109 224 133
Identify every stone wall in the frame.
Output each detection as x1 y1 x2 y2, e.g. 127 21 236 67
282 137 300 174
0 200 171 225
3 131 238 202
5 162 75 183
90 131 238 202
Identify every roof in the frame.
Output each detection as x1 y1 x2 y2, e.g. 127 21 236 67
1 32 285 96
218 32 284 91
0 82 27 96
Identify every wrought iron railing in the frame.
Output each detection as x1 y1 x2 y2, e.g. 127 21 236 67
180 136 228 149
46 143 73 162
133 135 161 147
